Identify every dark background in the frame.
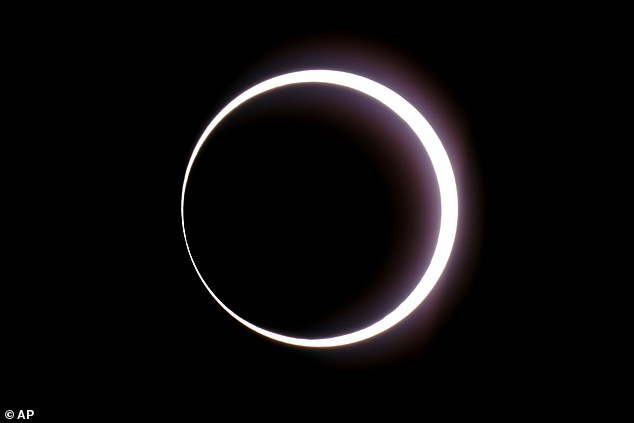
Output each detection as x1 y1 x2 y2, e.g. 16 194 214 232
2 6 626 419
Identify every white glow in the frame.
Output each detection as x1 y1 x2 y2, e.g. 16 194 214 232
181 70 458 348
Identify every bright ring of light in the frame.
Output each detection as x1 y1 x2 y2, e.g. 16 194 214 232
181 70 458 348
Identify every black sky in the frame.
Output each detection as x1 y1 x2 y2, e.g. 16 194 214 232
2 6 624 418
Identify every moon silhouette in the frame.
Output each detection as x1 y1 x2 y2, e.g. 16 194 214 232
181 70 458 347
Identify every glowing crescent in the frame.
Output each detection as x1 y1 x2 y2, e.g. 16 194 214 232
181 70 458 348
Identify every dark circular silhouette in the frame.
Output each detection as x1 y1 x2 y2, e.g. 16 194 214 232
185 84 440 338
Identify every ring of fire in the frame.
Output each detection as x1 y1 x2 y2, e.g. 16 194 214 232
181 70 458 348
